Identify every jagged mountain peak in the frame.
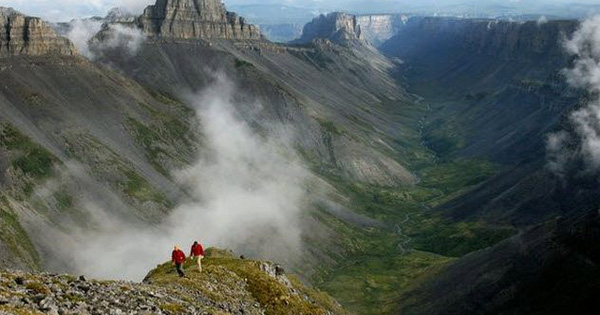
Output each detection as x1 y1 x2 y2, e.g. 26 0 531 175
0 7 77 57
294 12 365 45
105 7 138 24
139 0 262 40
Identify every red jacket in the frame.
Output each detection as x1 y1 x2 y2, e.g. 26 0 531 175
172 249 186 264
191 243 204 256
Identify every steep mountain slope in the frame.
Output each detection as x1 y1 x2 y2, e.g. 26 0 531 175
381 17 584 224
105 40 418 187
0 55 195 272
398 211 600 315
94 4 421 188
379 16 600 315
0 0 427 288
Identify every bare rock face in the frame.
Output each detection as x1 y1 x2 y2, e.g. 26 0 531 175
294 12 364 45
105 7 138 24
139 0 262 40
0 7 76 57
356 14 410 46
385 17 578 62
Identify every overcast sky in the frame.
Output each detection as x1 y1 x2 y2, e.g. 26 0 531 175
1 0 600 22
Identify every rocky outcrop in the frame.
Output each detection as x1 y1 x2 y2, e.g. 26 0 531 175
105 7 139 24
356 14 410 46
0 250 348 315
294 12 364 45
0 7 76 57
139 0 262 40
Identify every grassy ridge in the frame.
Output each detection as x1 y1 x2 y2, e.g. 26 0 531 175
146 248 349 315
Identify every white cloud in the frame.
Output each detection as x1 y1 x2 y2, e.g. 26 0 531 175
547 15 600 176
66 19 103 57
90 23 147 57
64 19 146 59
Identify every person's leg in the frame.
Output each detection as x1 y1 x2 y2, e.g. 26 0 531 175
197 255 202 272
176 263 184 277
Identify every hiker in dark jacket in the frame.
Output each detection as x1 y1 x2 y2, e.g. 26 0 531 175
171 245 186 277
190 241 205 272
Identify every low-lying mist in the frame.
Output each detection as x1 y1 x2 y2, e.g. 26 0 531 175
39 75 309 280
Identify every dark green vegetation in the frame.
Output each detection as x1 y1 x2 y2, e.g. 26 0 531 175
234 58 254 68
12 148 54 180
309 129 515 314
0 124 57 189
121 168 169 205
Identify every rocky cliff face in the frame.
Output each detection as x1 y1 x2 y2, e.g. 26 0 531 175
0 8 76 57
139 0 262 40
383 17 577 62
295 12 364 45
356 14 409 47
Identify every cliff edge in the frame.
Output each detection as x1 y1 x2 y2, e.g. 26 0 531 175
0 7 76 57
294 12 364 45
139 0 262 40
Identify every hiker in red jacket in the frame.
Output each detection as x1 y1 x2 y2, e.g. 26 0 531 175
171 245 186 277
190 241 205 272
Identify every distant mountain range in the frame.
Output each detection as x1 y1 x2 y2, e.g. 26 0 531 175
232 0 600 26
